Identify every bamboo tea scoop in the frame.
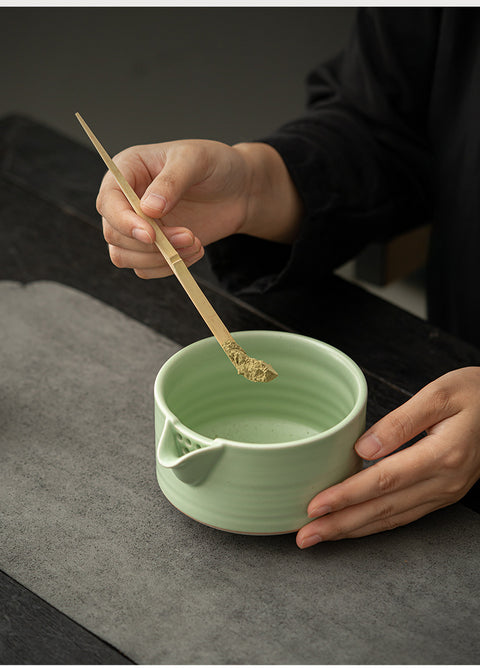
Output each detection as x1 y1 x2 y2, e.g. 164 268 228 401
76 112 277 383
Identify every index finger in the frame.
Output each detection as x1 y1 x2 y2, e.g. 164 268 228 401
96 169 156 242
306 433 439 519
355 373 462 461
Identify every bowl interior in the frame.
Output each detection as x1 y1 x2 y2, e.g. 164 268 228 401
158 331 365 445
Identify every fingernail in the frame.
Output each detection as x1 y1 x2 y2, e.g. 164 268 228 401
132 228 153 244
356 433 382 459
170 232 194 248
141 193 167 213
308 504 331 519
299 534 322 549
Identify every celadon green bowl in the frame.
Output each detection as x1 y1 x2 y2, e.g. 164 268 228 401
155 331 367 535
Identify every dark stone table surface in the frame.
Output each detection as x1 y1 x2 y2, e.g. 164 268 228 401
1 114 479 664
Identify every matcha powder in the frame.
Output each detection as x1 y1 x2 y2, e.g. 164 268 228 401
222 340 278 383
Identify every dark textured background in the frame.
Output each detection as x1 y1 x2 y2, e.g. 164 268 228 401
1 7 356 151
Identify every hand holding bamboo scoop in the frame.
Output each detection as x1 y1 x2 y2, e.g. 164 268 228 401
75 113 278 383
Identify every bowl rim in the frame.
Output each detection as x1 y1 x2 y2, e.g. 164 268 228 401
154 330 367 450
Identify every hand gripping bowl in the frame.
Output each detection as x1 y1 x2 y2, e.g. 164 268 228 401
155 331 367 535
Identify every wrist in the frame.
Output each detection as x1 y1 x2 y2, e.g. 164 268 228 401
232 142 303 244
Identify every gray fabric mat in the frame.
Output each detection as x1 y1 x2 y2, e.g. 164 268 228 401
1 280 480 664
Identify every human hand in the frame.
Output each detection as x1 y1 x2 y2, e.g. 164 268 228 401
96 140 302 279
297 366 480 548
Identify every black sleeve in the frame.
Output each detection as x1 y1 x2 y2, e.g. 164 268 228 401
207 8 439 296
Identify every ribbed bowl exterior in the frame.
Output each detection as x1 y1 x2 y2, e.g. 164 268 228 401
155 331 367 534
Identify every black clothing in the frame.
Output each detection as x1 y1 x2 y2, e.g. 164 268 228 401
208 8 480 349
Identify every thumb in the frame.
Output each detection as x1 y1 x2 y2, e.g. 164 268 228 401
355 380 456 460
140 144 209 218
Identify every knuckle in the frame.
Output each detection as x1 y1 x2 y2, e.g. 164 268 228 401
176 141 203 162
96 169 118 214
443 476 468 501
382 514 402 532
102 220 116 245
193 142 210 168
96 192 104 216
108 245 124 268
134 268 153 280
375 502 396 523
322 518 347 541
115 145 139 162
376 467 398 495
159 172 177 193
388 410 415 444
174 143 191 160
442 447 464 472
430 388 452 415
329 489 353 511
318 507 355 540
